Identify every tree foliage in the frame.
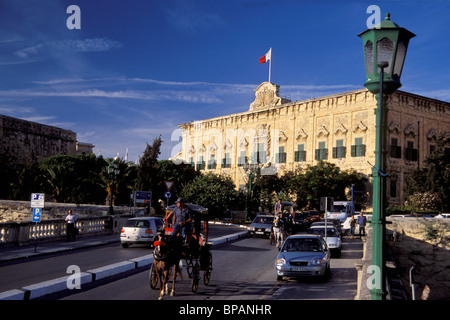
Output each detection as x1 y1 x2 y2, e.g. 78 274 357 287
404 135 450 212
180 172 237 217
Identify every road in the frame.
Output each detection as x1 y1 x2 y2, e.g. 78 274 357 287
0 224 244 293
0 225 363 300
57 236 363 300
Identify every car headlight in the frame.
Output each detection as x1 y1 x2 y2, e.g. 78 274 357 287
276 258 286 266
309 258 325 265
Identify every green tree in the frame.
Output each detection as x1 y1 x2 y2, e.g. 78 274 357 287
135 136 162 213
404 134 450 212
180 172 237 217
287 161 368 210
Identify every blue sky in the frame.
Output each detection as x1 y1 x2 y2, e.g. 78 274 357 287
1 0 449 163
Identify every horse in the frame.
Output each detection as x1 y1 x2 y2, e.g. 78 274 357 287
152 229 183 300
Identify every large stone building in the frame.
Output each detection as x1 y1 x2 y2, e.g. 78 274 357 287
0 114 94 164
175 82 450 209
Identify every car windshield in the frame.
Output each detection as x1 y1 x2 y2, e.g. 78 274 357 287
282 238 323 252
253 217 274 224
309 228 337 237
125 219 150 228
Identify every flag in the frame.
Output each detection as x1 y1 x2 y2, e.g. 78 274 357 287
259 48 272 64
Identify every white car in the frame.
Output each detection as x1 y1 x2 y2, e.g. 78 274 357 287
308 225 342 257
120 217 164 248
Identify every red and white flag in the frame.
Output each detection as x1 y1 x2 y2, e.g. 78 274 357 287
259 48 272 64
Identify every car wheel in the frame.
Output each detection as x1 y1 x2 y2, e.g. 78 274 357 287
276 275 284 281
121 243 129 248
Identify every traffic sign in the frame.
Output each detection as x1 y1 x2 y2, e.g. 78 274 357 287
31 193 45 208
164 191 172 199
164 181 175 191
135 191 152 204
32 208 42 222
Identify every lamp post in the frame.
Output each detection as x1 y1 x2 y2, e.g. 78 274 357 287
358 13 415 300
243 161 260 221
107 160 120 215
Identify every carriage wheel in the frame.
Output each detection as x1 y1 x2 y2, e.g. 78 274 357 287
191 262 200 293
149 264 158 290
203 252 213 286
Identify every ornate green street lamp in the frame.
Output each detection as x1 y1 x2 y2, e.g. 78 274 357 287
107 160 120 215
358 13 415 300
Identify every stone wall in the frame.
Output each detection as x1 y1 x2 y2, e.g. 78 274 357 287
0 114 77 164
386 217 450 300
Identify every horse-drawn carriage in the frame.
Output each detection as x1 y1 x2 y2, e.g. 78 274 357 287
149 204 212 299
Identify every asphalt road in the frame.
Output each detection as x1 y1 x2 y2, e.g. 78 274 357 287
0 224 244 293
57 236 363 300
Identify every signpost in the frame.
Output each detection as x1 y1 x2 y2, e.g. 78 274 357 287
31 193 45 253
163 181 175 207
133 191 152 216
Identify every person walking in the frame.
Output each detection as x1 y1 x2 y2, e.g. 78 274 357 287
357 212 367 237
272 216 284 250
65 209 77 241
350 216 356 239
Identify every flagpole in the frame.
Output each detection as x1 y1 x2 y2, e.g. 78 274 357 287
268 47 272 83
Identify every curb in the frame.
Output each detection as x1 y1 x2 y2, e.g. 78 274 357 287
0 230 249 300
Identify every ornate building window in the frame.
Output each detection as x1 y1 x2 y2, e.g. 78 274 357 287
237 151 247 167
207 154 217 169
333 139 346 159
222 153 231 168
276 146 286 164
405 140 418 161
295 144 306 162
196 155 205 171
351 137 366 157
390 137 402 158
315 141 328 160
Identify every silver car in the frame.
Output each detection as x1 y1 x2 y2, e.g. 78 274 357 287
120 217 164 248
275 234 331 280
248 215 274 238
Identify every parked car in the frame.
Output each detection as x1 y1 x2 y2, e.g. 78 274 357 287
303 210 321 224
291 212 308 232
310 220 342 235
435 213 450 219
120 217 164 248
275 234 331 281
248 215 274 238
308 225 342 257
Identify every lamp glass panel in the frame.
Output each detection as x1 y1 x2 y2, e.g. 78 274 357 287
376 37 394 73
393 40 406 78
364 40 374 76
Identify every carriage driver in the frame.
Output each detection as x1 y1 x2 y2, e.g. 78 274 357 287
165 197 193 239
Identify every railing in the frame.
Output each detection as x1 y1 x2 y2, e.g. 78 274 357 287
0 216 131 247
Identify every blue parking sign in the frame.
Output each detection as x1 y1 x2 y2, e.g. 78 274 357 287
32 208 42 222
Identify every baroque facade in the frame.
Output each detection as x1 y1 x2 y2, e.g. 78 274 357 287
0 114 94 164
175 82 450 209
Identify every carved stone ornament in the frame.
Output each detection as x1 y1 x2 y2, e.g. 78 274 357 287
404 124 417 137
249 82 282 111
352 121 368 133
295 129 308 140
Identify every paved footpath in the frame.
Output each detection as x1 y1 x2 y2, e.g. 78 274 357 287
0 222 248 300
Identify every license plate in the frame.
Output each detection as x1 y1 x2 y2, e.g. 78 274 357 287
128 236 139 240
291 267 308 271
255 231 264 234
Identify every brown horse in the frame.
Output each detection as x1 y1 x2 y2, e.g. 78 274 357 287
152 230 183 300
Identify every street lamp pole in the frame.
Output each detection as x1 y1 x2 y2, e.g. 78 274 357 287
358 13 415 300
371 61 389 300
